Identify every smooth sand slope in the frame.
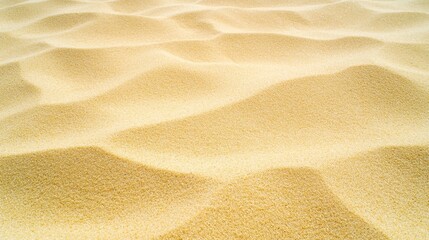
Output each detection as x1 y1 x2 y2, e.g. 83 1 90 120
0 0 428 239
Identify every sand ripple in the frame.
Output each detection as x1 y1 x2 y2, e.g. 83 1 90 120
0 0 428 239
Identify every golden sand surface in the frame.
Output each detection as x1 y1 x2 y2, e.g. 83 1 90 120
0 0 428 239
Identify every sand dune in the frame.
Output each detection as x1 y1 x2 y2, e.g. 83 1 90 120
0 147 217 239
0 147 215 222
108 65 429 157
0 63 40 113
321 146 429 239
1 0 428 239
0 104 110 153
158 168 388 239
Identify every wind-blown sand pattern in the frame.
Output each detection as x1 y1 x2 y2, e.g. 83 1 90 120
0 0 428 239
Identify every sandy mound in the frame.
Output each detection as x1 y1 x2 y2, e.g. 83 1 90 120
108 65 429 156
1 0 428 239
0 147 217 239
159 168 388 239
321 146 429 239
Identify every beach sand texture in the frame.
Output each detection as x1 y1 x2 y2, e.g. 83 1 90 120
0 0 429 239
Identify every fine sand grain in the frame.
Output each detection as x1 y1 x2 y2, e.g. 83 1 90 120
0 0 428 239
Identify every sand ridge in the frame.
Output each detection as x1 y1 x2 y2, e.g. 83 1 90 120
0 0 428 239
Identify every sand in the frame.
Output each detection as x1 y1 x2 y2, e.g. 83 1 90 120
0 0 428 239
